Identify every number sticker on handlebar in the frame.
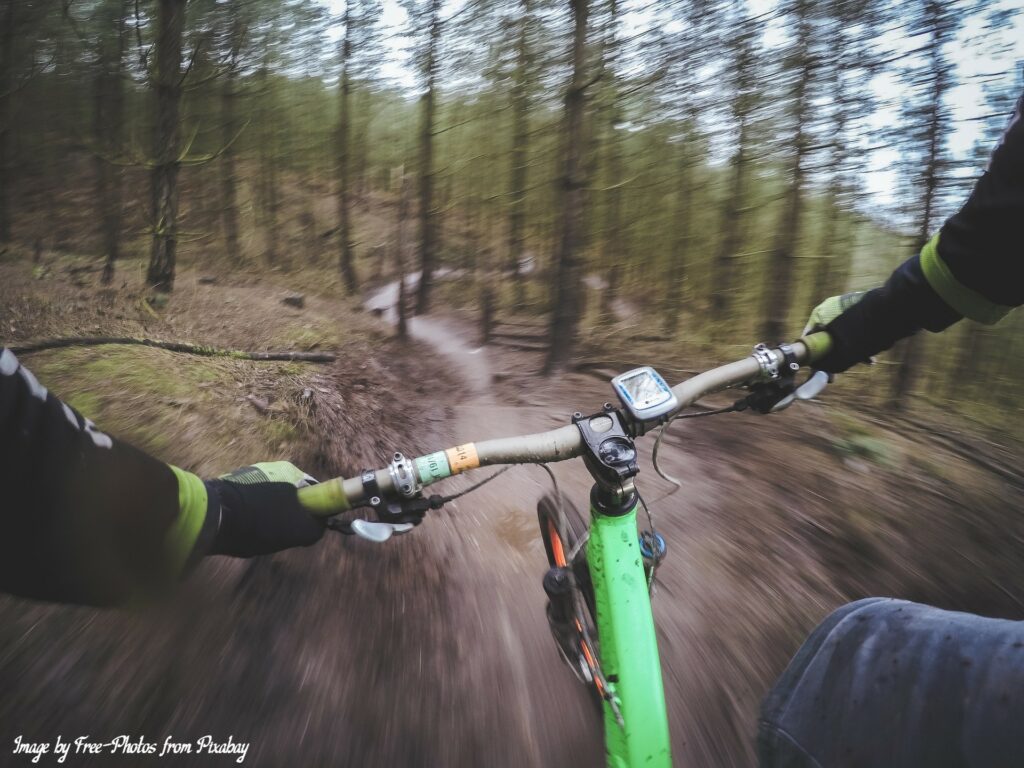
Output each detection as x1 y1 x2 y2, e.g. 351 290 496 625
445 443 479 474
416 451 452 483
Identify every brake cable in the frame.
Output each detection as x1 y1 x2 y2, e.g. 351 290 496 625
437 465 512 504
650 403 739 502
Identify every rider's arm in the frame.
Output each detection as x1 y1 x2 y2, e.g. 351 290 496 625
813 91 1023 373
0 347 323 606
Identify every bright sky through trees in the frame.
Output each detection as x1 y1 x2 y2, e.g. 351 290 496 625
320 0 1023 215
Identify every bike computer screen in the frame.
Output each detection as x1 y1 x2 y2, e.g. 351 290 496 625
611 366 679 422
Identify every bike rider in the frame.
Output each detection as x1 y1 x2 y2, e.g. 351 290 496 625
0 348 325 605
759 91 1023 767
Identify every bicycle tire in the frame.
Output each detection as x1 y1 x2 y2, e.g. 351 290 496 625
537 495 602 709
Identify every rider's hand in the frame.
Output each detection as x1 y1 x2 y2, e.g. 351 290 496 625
800 291 872 373
802 291 867 336
205 461 325 558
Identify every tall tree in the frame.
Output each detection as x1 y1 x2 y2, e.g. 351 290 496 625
412 0 442 314
545 0 589 373
760 0 818 342
506 0 533 306
0 0 22 245
663 129 699 335
597 0 625 322
146 0 186 292
94 0 128 284
218 0 244 266
810 0 885 303
711 3 760 327
891 0 957 407
336 0 358 293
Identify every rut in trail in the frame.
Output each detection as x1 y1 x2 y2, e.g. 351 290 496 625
321 278 606 767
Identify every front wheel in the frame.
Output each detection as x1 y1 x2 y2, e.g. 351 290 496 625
537 495 601 704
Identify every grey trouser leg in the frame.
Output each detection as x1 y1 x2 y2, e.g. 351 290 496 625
759 598 1024 767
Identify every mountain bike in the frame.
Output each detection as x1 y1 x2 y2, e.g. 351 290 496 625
297 336 829 767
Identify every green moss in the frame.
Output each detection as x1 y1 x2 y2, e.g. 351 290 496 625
31 348 231 450
270 323 342 351
64 391 103 420
262 418 298 445
26 344 315 473
830 434 898 467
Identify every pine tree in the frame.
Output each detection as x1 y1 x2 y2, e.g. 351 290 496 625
545 0 589 373
147 0 187 292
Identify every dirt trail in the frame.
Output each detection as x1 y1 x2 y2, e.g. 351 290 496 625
359 278 772 766
3 262 1022 768
363 278 604 766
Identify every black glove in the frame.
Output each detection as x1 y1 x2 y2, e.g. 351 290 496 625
806 256 961 374
205 462 325 558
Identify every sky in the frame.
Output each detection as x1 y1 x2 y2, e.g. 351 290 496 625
320 0 1024 215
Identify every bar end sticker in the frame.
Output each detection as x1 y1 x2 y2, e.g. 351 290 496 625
445 443 480 474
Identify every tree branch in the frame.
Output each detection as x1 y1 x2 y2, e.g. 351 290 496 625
11 337 337 362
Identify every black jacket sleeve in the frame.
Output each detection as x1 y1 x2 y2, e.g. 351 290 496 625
818 91 1023 373
0 347 216 605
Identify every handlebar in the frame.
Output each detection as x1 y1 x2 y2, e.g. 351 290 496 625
298 335 825 517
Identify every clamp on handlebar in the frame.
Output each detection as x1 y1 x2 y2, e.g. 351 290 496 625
740 342 827 414
327 453 443 538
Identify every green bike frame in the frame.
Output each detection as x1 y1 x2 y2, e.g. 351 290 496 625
588 499 671 767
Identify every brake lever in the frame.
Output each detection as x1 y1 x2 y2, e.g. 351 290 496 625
352 519 415 542
326 517 415 542
328 492 446 539
770 370 830 413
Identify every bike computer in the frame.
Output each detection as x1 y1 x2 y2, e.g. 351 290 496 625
611 366 679 422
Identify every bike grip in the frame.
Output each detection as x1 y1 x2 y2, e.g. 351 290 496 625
799 331 832 364
297 479 351 517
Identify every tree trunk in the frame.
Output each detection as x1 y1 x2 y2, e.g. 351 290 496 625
507 0 531 308
811 185 852 302
598 0 623 324
95 0 127 285
0 0 18 244
811 25 851 305
664 145 693 336
219 7 242 266
891 3 946 409
258 64 280 268
711 20 756 326
414 0 441 314
544 0 589 374
336 1 358 294
760 0 813 342
395 176 408 339
711 138 746 325
147 0 186 292
263 146 279 266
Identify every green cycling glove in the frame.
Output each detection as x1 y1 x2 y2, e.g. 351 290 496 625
802 291 867 336
800 291 870 372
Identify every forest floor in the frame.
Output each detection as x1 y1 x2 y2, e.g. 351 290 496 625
1 249 1022 767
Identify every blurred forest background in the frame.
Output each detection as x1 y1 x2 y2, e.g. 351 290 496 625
1 0 1022 418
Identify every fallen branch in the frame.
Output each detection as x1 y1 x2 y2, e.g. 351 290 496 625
9 337 336 363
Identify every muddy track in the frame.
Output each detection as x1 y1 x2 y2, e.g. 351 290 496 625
3 269 1022 768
